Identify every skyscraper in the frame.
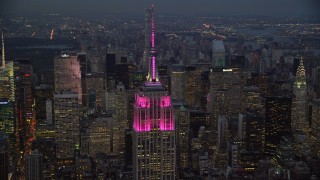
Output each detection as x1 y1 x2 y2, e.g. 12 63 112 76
265 96 292 156
113 82 128 159
54 91 79 159
212 40 226 67
133 6 176 179
25 150 43 180
54 54 82 104
291 57 308 135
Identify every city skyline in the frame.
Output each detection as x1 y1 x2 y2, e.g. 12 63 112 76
1 0 320 17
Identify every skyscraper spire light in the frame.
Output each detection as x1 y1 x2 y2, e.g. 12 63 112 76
147 4 158 82
1 31 5 68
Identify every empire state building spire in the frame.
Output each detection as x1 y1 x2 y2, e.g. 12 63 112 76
147 4 158 82
1 31 5 68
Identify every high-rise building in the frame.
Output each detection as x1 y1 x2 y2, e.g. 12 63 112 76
78 52 91 107
34 85 53 126
133 6 176 179
208 68 244 126
0 133 9 180
291 57 308 135
0 98 15 163
54 54 82 104
113 82 128 158
310 99 320 156
170 64 185 101
88 117 112 157
174 103 190 172
212 40 226 67
25 150 43 180
14 59 35 170
85 72 106 110
238 110 265 170
54 91 79 159
45 100 53 125
265 96 292 156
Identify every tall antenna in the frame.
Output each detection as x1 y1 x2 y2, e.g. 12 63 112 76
1 31 5 68
149 4 157 82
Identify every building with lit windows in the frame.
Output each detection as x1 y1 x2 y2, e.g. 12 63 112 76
291 57 308 135
85 72 106 110
0 33 15 164
310 99 320 156
133 6 176 179
113 82 128 159
170 64 184 101
208 68 245 126
265 96 291 156
54 54 82 104
174 103 190 173
88 117 112 157
54 91 79 159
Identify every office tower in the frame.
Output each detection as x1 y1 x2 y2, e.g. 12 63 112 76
14 59 35 161
113 82 128 158
0 133 9 180
75 156 92 179
54 54 82 104
184 66 205 108
34 85 53 125
106 53 116 80
133 6 176 179
31 138 55 179
313 66 320 98
86 72 106 110
25 150 43 180
0 34 16 162
45 100 53 125
238 110 264 170
208 68 244 126
171 64 185 101
78 52 91 107
88 117 112 157
141 6 153 71
174 104 190 172
212 40 226 67
265 96 292 156
310 99 320 156
292 57 308 135
115 64 129 89
214 115 229 169
0 98 15 161
0 32 14 101
273 136 293 167
54 91 79 159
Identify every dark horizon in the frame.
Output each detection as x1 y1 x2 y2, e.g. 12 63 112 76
1 0 320 18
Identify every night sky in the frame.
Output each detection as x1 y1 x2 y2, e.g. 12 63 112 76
1 0 320 17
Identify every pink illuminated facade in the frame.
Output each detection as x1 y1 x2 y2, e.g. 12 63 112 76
133 5 176 180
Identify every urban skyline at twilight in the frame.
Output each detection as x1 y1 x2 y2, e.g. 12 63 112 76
0 2 320 180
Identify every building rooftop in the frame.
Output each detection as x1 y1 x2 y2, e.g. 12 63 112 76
212 40 225 52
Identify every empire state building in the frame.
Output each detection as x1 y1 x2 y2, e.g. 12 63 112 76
132 5 176 180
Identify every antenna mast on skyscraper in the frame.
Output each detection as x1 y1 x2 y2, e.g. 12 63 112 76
1 31 5 68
